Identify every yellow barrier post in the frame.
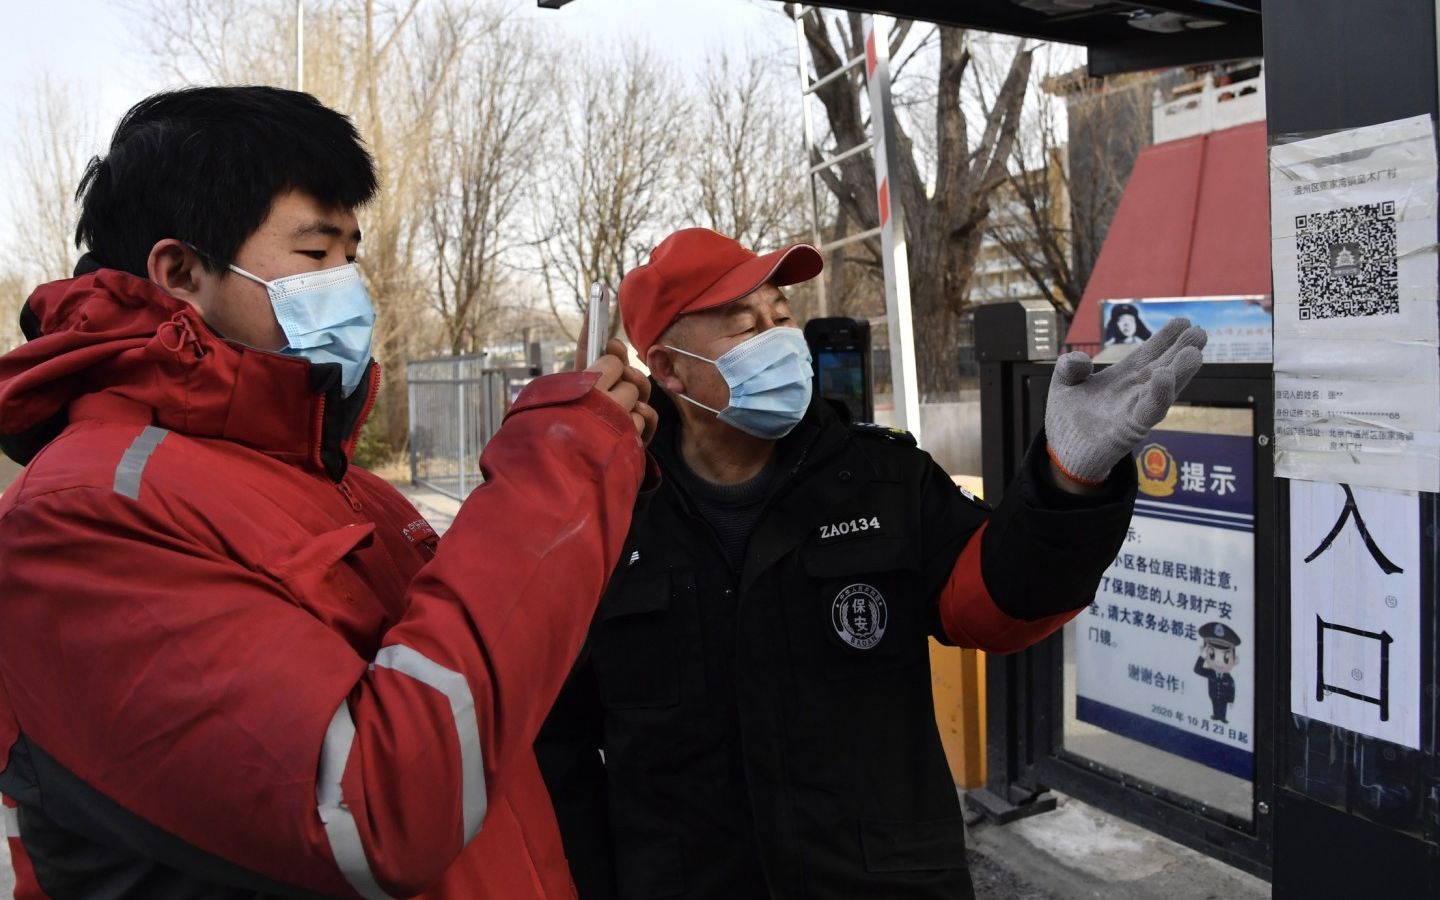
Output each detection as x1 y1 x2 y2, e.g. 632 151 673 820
930 475 988 789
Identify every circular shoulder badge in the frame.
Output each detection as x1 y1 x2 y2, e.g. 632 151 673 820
832 583 889 650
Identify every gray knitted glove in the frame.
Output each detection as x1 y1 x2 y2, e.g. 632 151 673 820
1045 317 1207 485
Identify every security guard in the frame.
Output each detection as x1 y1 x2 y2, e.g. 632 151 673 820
537 228 1208 899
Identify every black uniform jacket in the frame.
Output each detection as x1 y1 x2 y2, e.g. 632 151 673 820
537 388 1137 900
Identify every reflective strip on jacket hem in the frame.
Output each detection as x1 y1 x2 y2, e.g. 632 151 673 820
373 645 487 841
113 426 169 500
317 704 395 900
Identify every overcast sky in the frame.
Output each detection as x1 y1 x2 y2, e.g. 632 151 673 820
0 0 798 257
0 0 1083 272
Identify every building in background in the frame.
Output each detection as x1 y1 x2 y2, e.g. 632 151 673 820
1049 58 1265 308
1056 58 1269 350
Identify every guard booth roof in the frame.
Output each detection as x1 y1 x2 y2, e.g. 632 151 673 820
535 0 1267 76
537 1 1264 77
794 1 1261 76
1064 120 1272 347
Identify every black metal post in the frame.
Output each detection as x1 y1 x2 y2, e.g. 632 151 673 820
1265 1 1440 894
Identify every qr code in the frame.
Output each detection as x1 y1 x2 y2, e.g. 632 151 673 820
1295 202 1398 320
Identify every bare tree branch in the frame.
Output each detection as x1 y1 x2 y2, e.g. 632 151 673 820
682 51 808 252
533 46 689 338
420 15 545 355
891 26 939 82
9 77 91 283
796 9 1034 396
984 47 1148 325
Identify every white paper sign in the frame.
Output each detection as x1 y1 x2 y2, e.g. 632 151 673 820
1289 479 1420 749
1269 114 1440 492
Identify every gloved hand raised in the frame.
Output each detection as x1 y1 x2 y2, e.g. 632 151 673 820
1045 317 1207 486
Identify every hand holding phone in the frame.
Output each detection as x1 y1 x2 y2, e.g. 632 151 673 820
584 281 612 368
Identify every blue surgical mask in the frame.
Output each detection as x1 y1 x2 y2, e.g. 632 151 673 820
230 262 376 397
667 326 813 440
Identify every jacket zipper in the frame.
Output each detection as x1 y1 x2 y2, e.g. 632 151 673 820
311 393 328 472
336 478 363 512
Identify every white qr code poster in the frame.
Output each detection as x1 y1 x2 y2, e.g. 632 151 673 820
1270 114 1440 492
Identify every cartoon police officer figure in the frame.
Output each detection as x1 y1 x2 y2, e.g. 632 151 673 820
1194 622 1242 723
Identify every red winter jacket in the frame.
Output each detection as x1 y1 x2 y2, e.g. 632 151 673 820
0 269 648 898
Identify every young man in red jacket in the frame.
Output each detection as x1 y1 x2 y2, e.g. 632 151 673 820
0 86 655 899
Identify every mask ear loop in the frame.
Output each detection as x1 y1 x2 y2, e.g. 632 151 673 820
665 344 716 364
180 242 240 281
663 344 726 415
228 263 270 287
675 392 724 416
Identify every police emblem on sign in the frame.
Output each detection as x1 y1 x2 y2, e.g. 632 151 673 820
832 583 888 650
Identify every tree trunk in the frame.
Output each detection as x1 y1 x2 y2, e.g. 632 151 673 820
914 307 968 401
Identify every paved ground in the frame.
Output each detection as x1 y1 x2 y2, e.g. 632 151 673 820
1 815 10 898
965 792 1268 900
0 458 20 494
401 482 462 535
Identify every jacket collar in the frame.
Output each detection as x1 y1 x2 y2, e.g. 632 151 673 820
647 381 852 499
0 268 375 480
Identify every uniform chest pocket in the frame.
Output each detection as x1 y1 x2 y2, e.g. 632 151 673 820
802 536 923 681
259 524 388 655
591 572 681 709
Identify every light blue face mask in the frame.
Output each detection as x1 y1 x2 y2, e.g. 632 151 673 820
667 326 814 440
230 262 376 397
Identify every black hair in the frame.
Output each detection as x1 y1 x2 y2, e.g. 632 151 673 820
74 86 377 278
1103 303 1152 344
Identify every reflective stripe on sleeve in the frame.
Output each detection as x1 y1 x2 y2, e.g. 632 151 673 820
373 645 487 842
113 426 169 500
317 703 395 900
1 802 18 839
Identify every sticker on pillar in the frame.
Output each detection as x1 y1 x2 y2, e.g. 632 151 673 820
1289 479 1419 749
1099 297 1272 364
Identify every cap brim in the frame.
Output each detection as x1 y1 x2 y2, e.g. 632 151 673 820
684 243 824 317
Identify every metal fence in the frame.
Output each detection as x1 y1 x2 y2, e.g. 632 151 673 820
407 354 509 500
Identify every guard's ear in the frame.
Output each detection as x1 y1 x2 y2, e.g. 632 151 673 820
647 344 685 395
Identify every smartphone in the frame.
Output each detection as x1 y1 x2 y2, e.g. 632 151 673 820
585 281 612 368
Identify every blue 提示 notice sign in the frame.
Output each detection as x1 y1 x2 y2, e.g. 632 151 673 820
1076 428 1256 780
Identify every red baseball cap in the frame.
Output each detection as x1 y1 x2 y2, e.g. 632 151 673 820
619 228 823 354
